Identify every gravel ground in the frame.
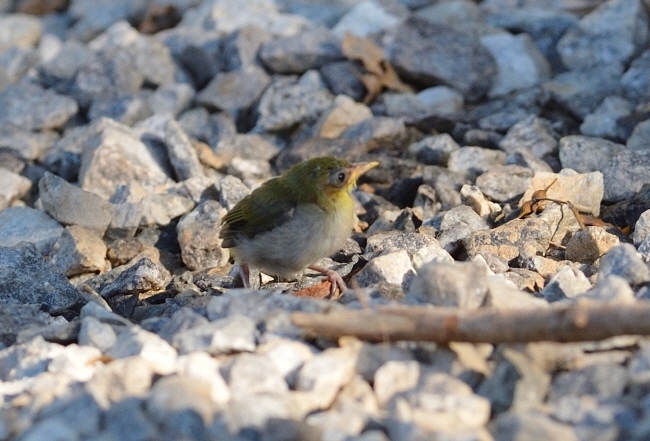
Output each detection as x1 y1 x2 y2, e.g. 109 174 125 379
1 0 650 440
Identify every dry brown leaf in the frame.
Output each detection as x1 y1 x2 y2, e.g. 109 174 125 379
293 280 336 299
380 61 413 93
517 200 535 219
518 178 562 219
358 74 384 104
341 33 385 74
195 141 224 170
580 216 609 227
341 33 413 104
531 188 548 201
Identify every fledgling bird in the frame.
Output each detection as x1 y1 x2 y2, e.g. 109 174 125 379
219 156 378 297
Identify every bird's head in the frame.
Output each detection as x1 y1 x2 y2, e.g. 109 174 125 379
285 156 378 209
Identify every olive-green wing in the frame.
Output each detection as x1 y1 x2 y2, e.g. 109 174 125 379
219 179 297 248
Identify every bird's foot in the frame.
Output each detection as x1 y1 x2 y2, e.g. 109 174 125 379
308 265 346 299
239 264 250 289
237 264 262 289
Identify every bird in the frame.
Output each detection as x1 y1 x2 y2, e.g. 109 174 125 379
219 156 378 298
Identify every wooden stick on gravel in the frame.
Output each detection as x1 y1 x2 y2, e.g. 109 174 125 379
291 300 650 343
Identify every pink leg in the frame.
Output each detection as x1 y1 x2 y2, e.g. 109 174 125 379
308 265 346 299
239 264 250 289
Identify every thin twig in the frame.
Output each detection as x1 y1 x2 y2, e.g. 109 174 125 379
291 300 650 343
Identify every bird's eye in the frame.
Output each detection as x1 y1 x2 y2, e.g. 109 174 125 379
336 171 346 184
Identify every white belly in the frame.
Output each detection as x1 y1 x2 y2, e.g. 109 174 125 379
231 203 353 278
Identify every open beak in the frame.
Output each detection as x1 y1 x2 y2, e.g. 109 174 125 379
348 161 379 184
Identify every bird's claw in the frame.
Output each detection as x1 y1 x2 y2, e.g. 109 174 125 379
308 265 346 300
328 272 346 300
